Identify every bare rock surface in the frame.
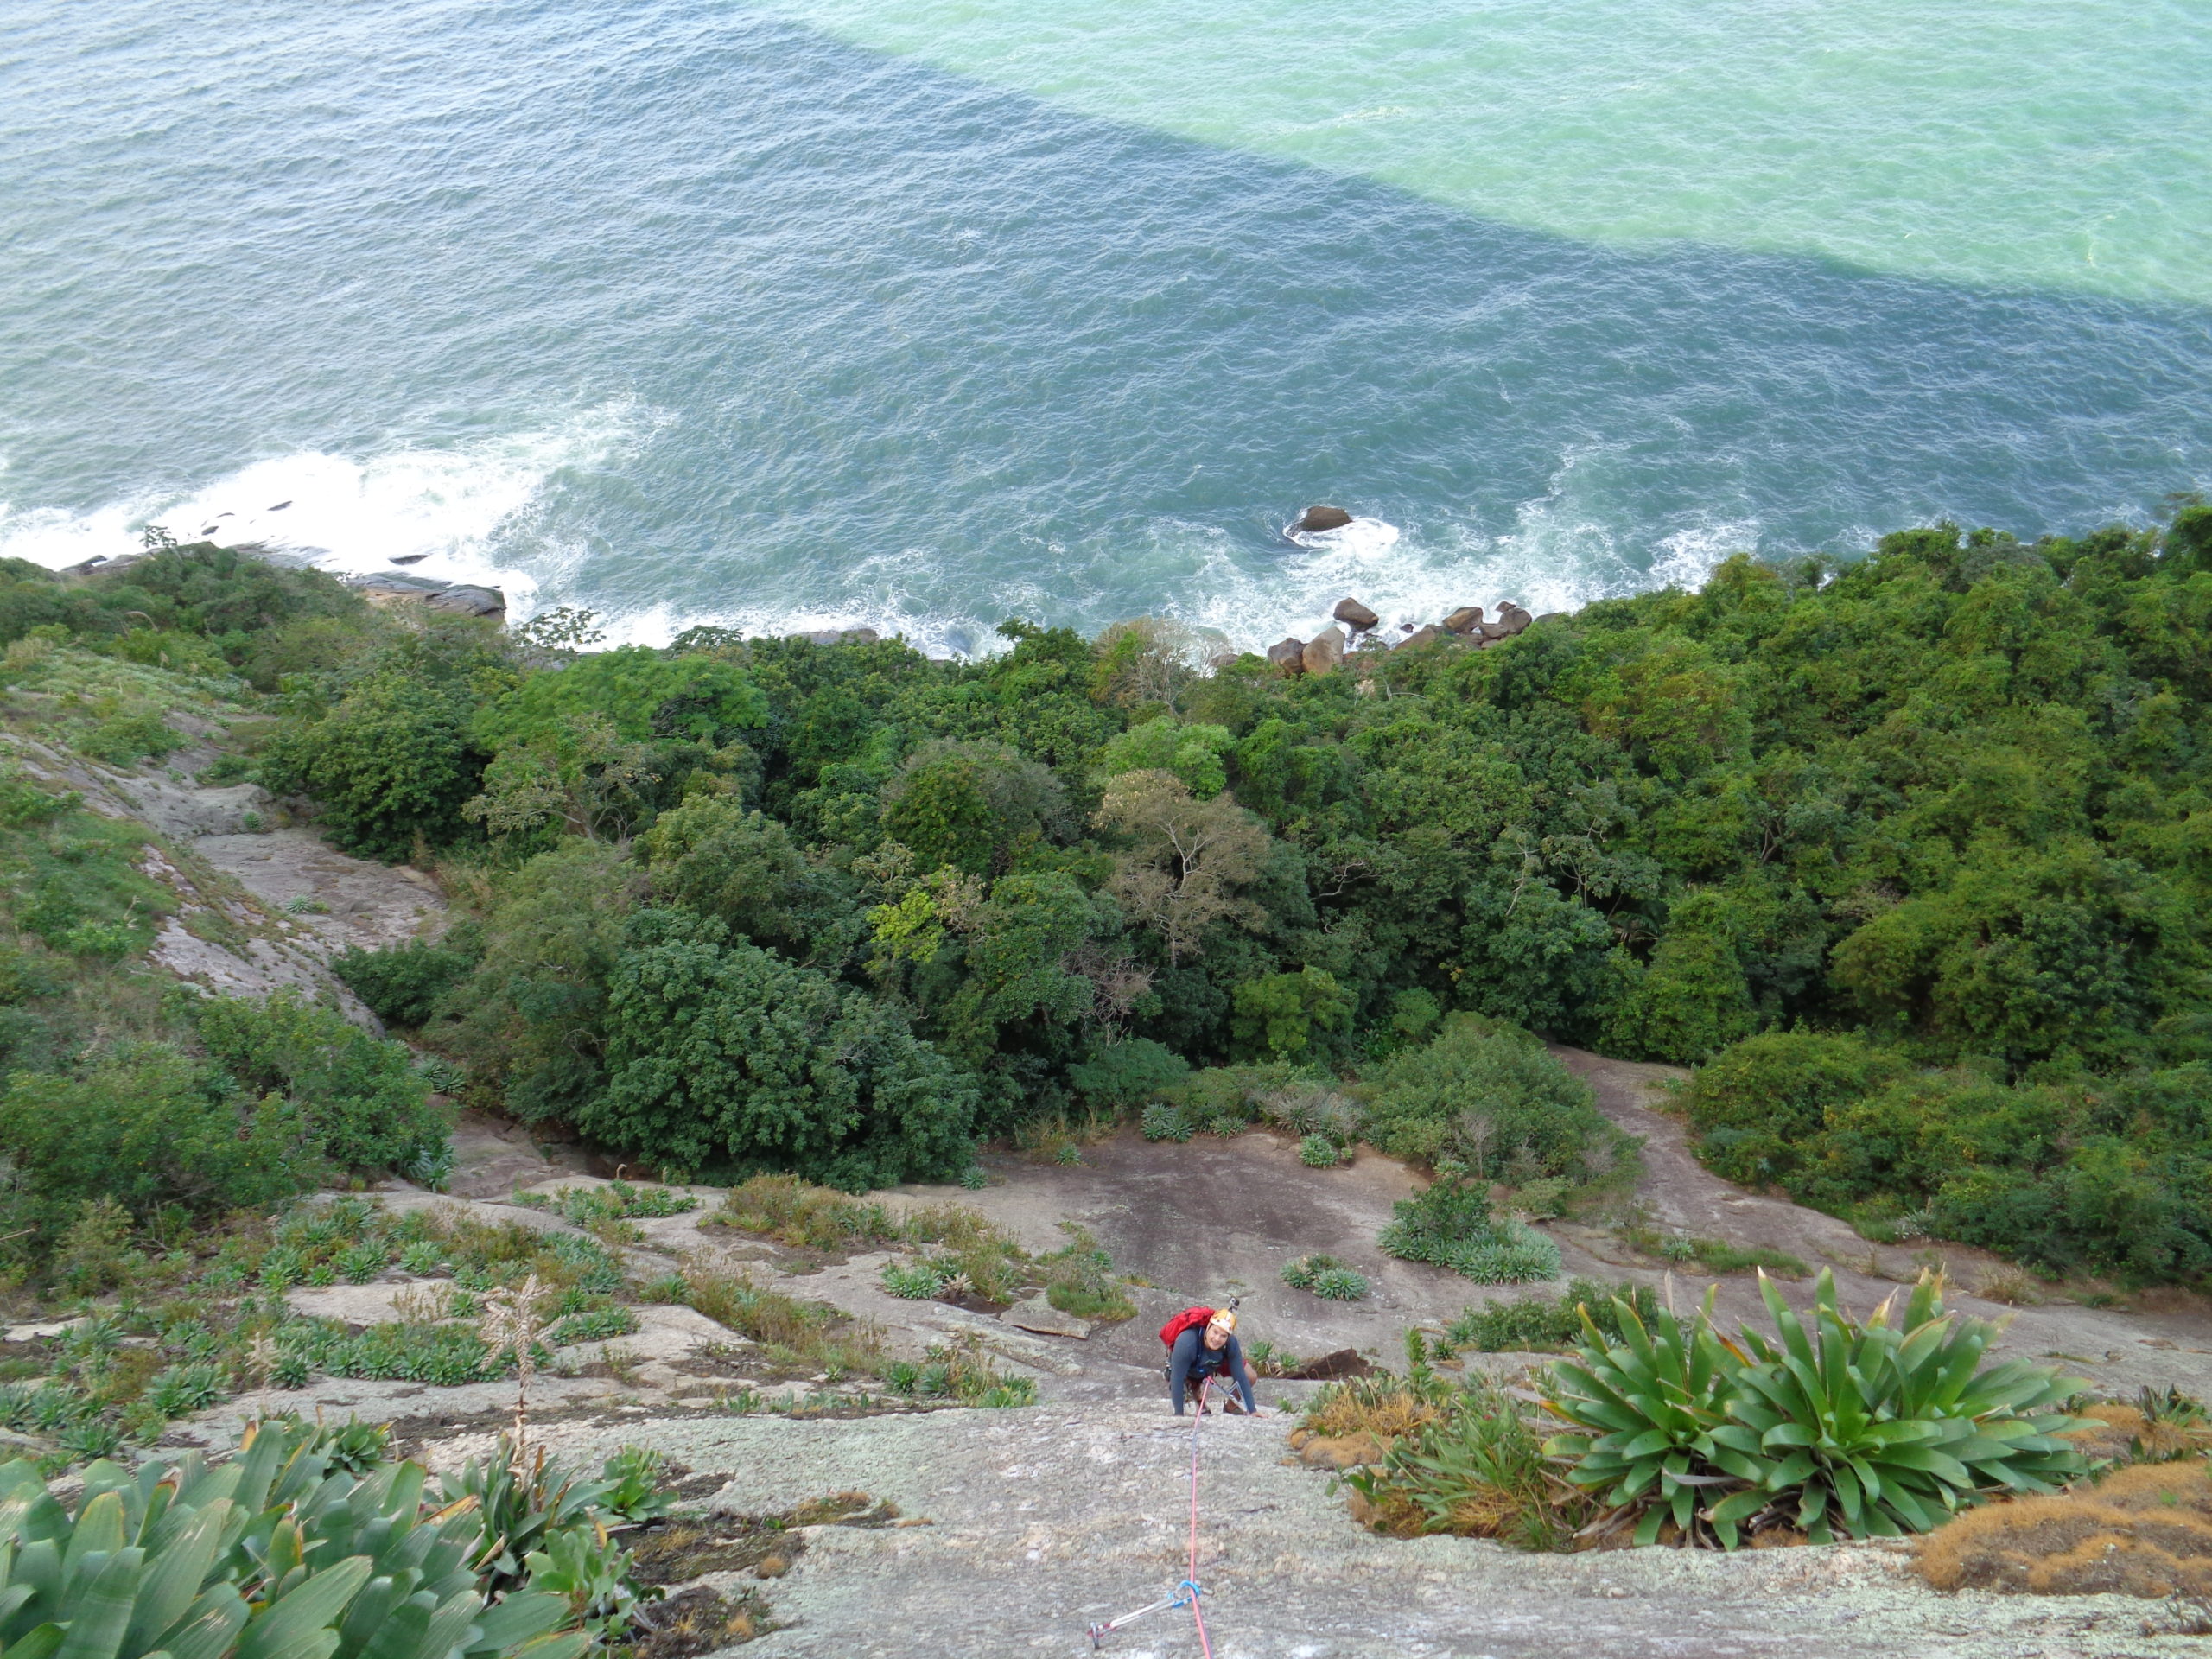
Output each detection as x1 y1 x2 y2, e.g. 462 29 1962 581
194 828 443 954
499 1405 2167 1658
1000 1295 1091 1340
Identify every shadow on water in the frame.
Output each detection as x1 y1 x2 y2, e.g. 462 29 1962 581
4 3 2208 627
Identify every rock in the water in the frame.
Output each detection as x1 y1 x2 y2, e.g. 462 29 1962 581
1000 1294 1090 1340
1333 596 1380 632
1302 626 1346 677
1478 620 1514 640
1400 625 1445 650
424 585 505 618
390 554 429 565
841 627 880 645
1267 637 1307 673
1535 612 1567 626
1296 505 1353 534
1442 606 1484 634
1499 605 1532 634
1208 652 1243 671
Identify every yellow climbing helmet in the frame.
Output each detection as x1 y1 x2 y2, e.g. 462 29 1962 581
1207 1308 1236 1333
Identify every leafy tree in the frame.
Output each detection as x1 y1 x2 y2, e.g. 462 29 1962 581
1100 717 1235 798
879 739 1070 876
1230 967 1352 1059
1360 1013 1614 1179
438 842 643 1123
0 1045 319 1242
261 671 483 860
1068 1037 1191 1112
640 795 846 956
1095 769 1268 963
472 646 767 751
584 909 975 1189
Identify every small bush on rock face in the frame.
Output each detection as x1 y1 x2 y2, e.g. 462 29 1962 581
1282 1255 1369 1300
1300 1133 1342 1167
1141 1102 1194 1141
1360 1014 1615 1183
331 933 483 1027
1378 1168 1560 1285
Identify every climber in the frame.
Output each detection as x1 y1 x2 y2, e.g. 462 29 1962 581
1161 1305 1260 1416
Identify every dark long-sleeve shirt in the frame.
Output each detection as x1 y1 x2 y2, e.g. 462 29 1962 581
1167 1325 1256 1415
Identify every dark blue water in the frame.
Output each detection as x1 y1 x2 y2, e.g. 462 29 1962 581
3 2 2207 651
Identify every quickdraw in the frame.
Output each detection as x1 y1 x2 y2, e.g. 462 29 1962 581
1086 1376 1220 1655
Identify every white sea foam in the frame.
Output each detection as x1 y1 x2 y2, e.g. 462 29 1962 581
1160 457 1758 655
0 404 653 619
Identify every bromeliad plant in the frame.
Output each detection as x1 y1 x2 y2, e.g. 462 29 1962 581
1541 1268 2087 1548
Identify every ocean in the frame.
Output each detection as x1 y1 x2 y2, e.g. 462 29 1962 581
3 0 2207 655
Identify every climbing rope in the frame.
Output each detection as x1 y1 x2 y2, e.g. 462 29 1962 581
1087 1375 1222 1654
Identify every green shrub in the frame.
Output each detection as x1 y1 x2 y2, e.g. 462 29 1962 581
1682 1031 1912 1189
261 670 484 860
1299 1133 1342 1167
1068 1038 1191 1113
1541 1269 2087 1547
638 797 838 954
583 908 976 1190
1230 967 1353 1060
188 990 448 1174
1360 1014 1613 1181
331 933 482 1027
1379 1172 1560 1284
438 840 640 1125
1281 1254 1369 1300
0 1047 321 1244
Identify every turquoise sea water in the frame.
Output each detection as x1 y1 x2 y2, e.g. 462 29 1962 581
3 0 2207 652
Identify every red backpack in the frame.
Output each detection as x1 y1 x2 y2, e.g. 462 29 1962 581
1158 1306 1216 1350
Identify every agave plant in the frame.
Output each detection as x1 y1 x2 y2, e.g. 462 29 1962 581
0 1417 593 1659
1539 1287 1752 1546
1703 1270 2085 1543
1541 1270 2088 1548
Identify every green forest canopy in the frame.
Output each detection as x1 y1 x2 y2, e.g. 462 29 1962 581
3 506 2210 1280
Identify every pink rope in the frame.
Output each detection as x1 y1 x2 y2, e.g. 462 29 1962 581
1185 1377 1216 1658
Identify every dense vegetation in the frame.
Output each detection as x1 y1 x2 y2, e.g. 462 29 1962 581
4 504 2211 1281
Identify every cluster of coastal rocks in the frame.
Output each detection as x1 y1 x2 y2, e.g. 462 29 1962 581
1257 594 1550 677
63 547 510 620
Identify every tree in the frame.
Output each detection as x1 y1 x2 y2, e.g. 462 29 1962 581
640 795 842 955
585 910 976 1190
464 712 660 845
879 740 1070 876
439 842 643 1123
260 671 482 861
1230 967 1352 1059
1095 770 1268 963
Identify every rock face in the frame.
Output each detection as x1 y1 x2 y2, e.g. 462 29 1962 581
1498 603 1532 633
1400 625 1445 650
1295 505 1353 533
1266 637 1307 673
1332 596 1379 632
424 585 505 618
1302 626 1346 677
999 1295 1090 1340
1442 606 1484 634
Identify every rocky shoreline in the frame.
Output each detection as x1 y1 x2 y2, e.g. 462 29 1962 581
1255 593 1563 678
67 540 1550 671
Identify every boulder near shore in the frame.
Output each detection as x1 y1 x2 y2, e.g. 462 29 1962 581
1294 504 1354 533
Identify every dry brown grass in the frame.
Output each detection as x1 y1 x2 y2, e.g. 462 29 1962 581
678 1261 887 1376
2063 1403 2212 1465
1915 1459 2212 1598
1295 1376 1446 1444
